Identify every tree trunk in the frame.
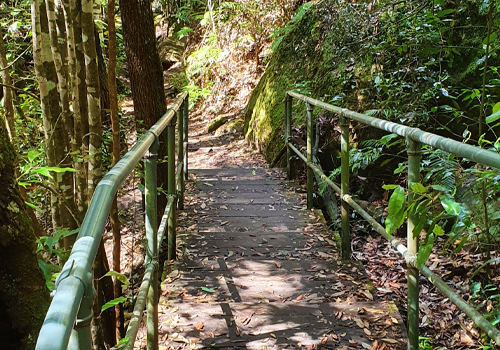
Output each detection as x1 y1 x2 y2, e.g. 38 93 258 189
81 0 102 198
45 0 77 238
120 0 168 224
31 0 71 236
0 113 50 350
71 0 90 219
108 0 125 340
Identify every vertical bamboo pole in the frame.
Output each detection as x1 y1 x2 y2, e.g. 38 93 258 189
183 95 189 181
285 94 292 180
177 105 184 210
406 136 421 350
167 116 177 260
144 139 159 350
72 290 93 350
306 102 313 209
340 113 351 260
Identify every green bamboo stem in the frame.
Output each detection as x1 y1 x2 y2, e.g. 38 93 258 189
144 139 158 350
306 102 314 209
340 113 350 260
406 137 421 350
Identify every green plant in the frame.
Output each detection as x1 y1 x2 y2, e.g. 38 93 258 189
322 133 402 195
37 228 79 290
269 2 313 52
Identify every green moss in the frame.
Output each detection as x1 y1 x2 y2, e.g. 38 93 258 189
245 0 495 161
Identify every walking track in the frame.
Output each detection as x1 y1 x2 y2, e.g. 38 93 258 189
156 163 407 349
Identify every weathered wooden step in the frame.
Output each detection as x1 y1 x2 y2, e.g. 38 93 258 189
157 301 405 349
161 167 406 349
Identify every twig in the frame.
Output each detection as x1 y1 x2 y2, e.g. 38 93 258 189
0 44 32 71
35 181 81 227
0 83 40 101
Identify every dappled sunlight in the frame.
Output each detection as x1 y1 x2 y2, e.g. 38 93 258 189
156 167 405 349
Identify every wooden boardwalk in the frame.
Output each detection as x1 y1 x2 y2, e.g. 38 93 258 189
158 168 406 350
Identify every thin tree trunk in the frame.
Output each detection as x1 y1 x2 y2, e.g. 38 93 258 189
108 0 125 340
81 0 102 198
32 0 69 235
71 0 89 219
0 28 16 141
45 0 77 240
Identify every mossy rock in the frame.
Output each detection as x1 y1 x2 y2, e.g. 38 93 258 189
215 118 244 136
207 114 230 133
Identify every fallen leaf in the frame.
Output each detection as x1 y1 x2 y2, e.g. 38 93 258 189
270 333 276 338
382 338 398 344
274 261 282 269
195 321 204 331
361 342 371 349
171 333 189 343
363 328 371 336
201 202 206 209
353 316 365 328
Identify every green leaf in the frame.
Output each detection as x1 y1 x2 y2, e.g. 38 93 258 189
203 182 214 186
105 271 130 287
432 224 445 236
486 109 500 124
439 195 461 216
252 170 256 176
382 184 399 190
493 102 500 114
410 183 427 194
385 186 406 234
417 233 435 267
430 185 449 192
483 33 497 45
471 282 481 298
25 201 38 210
115 337 130 349
33 166 77 178
200 287 215 293
437 9 455 17
28 149 43 163
101 296 127 313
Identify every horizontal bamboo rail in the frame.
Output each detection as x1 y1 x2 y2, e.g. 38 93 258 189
286 91 500 349
35 92 189 350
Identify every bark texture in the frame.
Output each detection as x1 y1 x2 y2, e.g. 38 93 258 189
0 114 50 350
81 0 102 198
120 0 168 222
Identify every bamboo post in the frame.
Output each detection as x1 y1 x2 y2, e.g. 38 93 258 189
306 102 313 209
177 106 184 210
340 112 351 260
167 116 177 260
144 138 159 350
406 136 421 350
183 95 189 181
72 288 93 350
285 94 292 179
